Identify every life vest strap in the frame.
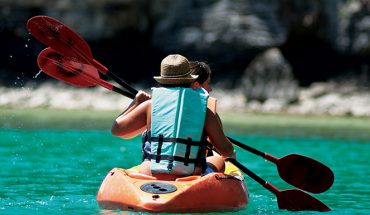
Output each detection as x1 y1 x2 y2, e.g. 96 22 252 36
151 135 202 166
184 138 192 166
150 136 202 146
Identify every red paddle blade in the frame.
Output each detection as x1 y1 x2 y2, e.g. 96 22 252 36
277 189 331 212
37 47 99 87
277 154 334 193
27 16 93 64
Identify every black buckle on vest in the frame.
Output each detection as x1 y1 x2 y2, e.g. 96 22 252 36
183 137 192 166
155 135 163 163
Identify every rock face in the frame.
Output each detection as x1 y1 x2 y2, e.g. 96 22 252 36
242 48 298 103
1 0 370 101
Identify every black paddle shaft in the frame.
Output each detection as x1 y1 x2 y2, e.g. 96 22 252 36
112 86 135 99
227 137 265 157
107 70 138 95
227 158 267 187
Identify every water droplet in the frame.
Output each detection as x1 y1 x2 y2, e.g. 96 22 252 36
33 70 43 78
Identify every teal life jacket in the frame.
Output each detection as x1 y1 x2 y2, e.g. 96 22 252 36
150 87 209 175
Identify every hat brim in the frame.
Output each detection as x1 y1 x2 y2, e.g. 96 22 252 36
153 74 198 85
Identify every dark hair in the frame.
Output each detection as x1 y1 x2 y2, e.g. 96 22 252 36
189 61 212 84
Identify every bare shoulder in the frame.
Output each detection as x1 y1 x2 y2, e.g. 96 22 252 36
205 107 217 121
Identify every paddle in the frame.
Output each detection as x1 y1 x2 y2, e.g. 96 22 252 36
228 158 331 211
38 48 334 194
27 15 138 95
37 47 135 99
228 137 333 194
38 49 332 211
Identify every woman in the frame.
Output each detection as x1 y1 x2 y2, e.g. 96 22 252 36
189 60 228 169
189 61 213 93
111 54 235 179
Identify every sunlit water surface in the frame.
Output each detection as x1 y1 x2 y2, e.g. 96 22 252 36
1 129 369 214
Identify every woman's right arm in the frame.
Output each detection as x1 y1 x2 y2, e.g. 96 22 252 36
118 90 151 116
111 99 151 139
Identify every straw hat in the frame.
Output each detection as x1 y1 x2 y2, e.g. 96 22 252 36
154 54 198 85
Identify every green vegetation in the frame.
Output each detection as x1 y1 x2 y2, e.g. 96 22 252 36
221 112 370 140
1 108 370 140
0 108 118 130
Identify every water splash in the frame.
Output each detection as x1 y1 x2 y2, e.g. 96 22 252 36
33 70 43 79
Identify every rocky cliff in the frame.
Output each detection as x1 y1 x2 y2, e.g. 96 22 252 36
1 0 369 103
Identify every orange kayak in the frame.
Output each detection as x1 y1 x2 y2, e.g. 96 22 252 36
97 161 248 213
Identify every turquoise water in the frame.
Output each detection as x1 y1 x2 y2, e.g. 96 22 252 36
1 128 369 214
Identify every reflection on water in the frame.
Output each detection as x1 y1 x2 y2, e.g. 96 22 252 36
1 129 369 214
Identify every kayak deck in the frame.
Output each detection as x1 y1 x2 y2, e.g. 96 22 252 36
97 162 248 213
